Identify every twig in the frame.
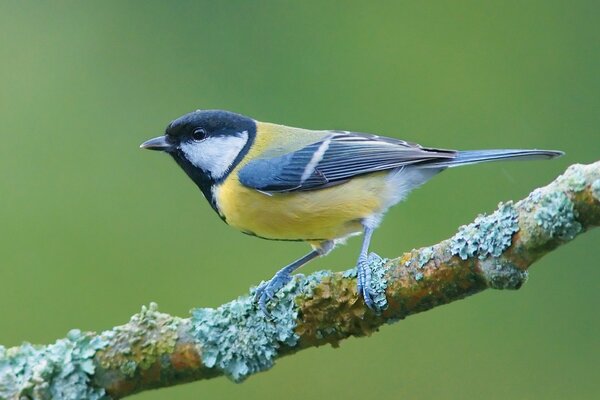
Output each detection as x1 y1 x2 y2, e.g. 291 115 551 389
1 161 598 400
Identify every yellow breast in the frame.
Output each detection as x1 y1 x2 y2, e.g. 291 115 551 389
214 172 387 241
213 121 388 241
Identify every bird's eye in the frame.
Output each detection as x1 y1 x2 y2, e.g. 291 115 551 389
191 128 207 141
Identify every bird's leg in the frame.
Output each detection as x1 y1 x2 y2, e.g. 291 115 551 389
255 241 333 317
356 225 382 310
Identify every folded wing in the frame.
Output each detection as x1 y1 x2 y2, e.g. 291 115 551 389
238 131 456 192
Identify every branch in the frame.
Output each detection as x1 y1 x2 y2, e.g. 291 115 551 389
1 162 599 400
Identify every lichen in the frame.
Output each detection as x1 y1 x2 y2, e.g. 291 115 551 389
296 271 382 345
560 164 587 192
479 258 528 290
342 267 357 279
0 330 109 400
364 253 389 312
96 302 179 377
520 188 543 212
533 192 582 240
450 201 520 260
592 179 600 202
418 247 434 268
313 254 388 312
190 271 329 382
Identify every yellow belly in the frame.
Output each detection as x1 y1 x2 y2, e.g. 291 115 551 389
214 172 388 241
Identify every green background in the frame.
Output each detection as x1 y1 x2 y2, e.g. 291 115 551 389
1 1 598 399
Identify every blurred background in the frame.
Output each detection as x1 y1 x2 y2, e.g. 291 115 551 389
0 1 598 399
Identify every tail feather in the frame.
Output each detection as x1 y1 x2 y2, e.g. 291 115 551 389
421 149 564 168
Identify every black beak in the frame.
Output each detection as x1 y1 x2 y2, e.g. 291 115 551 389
140 136 172 151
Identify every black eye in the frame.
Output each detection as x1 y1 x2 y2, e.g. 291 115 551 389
191 128 207 141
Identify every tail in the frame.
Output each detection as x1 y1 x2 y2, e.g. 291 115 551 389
421 149 564 168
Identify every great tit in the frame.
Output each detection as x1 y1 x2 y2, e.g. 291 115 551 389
140 110 562 315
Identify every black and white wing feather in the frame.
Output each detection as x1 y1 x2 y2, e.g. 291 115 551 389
238 131 456 192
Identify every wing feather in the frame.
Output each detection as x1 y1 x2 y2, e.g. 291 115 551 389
238 131 456 192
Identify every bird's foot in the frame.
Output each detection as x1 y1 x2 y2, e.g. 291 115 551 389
254 271 293 318
356 252 384 312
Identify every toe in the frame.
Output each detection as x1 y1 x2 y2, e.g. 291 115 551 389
253 281 267 303
258 294 272 318
254 273 293 317
361 286 376 309
356 255 380 311
356 268 365 294
265 287 275 301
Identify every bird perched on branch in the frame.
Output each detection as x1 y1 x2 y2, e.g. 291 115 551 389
140 110 562 316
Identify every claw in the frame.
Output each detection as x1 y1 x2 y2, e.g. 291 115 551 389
253 248 323 318
356 252 383 311
254 272 293 318
356 263 364 296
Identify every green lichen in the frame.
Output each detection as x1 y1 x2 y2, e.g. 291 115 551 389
520 188 543 212
534 192 582 240
450 201 520 260
0 330 109 400
97 302 179 377
592 179 600 202
479 259 528 290
119 360 138 378
296 271 381 344
365 253 389 312
190 271 328 382
338 254 389 311
560 164 587 192
418 247 434 268
342 267 357 279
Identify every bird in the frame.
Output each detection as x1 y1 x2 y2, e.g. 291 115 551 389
140 109 563 316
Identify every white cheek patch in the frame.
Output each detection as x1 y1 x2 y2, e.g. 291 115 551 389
180 131 248 179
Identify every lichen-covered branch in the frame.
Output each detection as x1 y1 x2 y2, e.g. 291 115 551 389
1 162 599 400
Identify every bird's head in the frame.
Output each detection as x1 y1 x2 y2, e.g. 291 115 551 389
141 110 256 192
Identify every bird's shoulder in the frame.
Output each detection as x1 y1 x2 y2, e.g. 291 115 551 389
236 122 454 193
248 122 331 160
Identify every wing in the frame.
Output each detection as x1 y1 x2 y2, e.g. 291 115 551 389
238 130 457 192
